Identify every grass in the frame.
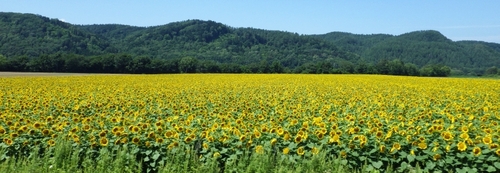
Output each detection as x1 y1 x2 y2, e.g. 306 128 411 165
0 138 423 173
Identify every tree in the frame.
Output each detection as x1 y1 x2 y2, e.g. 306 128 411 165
270 61 284 73
0 54 7 71
387 59 405 75
485 66 498 75
403 63 420 76
179 57 198 73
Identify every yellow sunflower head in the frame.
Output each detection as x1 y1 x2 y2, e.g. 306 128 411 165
255 145 264 154
283 147 290 155
297 146 305 156
482 136 492 145
472 147 481 156
100 137 109 147
457 141 467 152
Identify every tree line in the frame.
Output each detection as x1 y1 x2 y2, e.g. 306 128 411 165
0 53 461 77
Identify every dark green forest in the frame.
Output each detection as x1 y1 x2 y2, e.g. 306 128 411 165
1 12 500 76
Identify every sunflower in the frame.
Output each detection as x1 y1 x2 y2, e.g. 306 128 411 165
495 149 500 157
83 124 91 132
3 138 13 146
100 137 109 147
392 142 401 151
297 146 305 156
99 130 107 138
253 129 262 138
489 143 498 150
131 126 140 133
459 133 469 139
311 147 320 155
472 147 481 156
375 131 383 139
340 150 347 158
482 136 492 145
10 133 19 138
270 138 277 146
184 136 193 143
280 132 289 140
0 127 5 134
121 137 128 144
433 154 441 161
277 128 284 136
33 122 42 129
164 130 174 138
329 134 340 144
255 145 264 154
156 137 164 144
147 132 155 139
213 152 221 158
283 147 290 155
132 136 140 145
417 142 427 150
379 145 386 153
457 141 467 152
294 135 303 144
168 142 179 150
48 139 56 147
441 131 453 141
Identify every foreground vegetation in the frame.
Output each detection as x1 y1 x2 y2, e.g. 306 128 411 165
1 74 499 172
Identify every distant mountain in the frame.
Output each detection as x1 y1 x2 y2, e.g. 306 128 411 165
1 12 500 75
0 12 115 57
76 20 358 67
312 30 500 72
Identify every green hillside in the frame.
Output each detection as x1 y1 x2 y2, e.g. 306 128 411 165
312 30 500 74
1 12 499 76
0 12 115 57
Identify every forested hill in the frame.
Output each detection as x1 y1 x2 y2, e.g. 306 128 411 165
312 31 500 74
1 12 500 76
0 12 116 57
75 21 359 67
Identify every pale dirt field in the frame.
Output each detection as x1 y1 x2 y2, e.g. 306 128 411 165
0 72 121 77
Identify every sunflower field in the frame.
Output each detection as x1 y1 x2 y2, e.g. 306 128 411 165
1 74 499 172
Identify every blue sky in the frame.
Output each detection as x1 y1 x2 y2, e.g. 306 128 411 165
2 1 500 43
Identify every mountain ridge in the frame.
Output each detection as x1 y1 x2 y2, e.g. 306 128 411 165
1 12 500 75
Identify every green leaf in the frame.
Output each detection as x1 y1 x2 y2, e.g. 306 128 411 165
152 153 160 160
400 162 408 170
372 161 383 169
416 155 427 161
351 151 359 157
144 156 150 162
425 161 436 170
341 159 348 165
145 150 152 156
494 162 500 169
220 148 228 154
365 165 374 172
445 156 455 164
399 151 408 157
487 166 497 172
288 142 297 150
359 156 366 161
486 156 498 161
407 154 415 162
456 168 466 173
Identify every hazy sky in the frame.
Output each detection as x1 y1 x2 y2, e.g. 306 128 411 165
2 1 500 43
